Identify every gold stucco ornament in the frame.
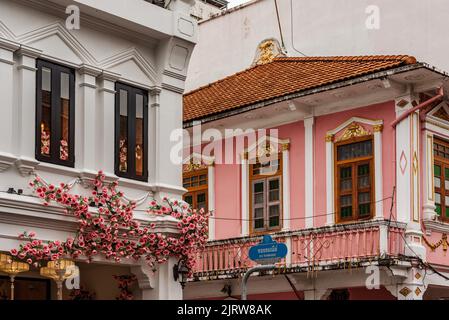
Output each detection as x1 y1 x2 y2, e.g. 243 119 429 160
252 38 285 66
338 122 371 142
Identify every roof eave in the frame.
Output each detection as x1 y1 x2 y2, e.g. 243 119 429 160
183 63 444 128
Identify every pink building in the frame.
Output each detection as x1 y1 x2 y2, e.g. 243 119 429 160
182 42 449 300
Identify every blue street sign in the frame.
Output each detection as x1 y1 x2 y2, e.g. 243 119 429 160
248 235 288 264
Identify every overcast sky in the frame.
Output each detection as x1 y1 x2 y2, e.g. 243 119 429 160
228 0 251 8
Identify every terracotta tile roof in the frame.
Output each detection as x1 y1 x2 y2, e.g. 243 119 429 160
183 55 417 122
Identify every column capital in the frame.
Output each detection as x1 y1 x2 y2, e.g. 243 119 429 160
98 71 120 94
150 87 162 108
304 115 315 127
78 64 101 89
77 64 102 77
150 87 162 96
17 46 42 71
98 70 121 82
16 45 42 59
373 124 384 133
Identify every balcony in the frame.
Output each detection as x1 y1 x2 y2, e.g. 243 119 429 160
44 0 197 43
191 220 406 280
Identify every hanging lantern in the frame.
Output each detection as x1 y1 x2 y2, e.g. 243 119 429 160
40 259 78 300
0 260 30 300
47 259 75 272
0 253 11 266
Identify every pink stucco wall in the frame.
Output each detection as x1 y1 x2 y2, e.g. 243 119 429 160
314 101 397 226
214 163 242 239
420 126 449 266
424 231 448 265
213 121 305 239
197 100 397 239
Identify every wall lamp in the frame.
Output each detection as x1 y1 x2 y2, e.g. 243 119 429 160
173 259 189 289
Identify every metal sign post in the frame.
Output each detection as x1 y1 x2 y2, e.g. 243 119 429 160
241 235 288 300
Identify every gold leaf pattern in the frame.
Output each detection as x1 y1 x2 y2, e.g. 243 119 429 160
399 287 411 297
338 122 371 142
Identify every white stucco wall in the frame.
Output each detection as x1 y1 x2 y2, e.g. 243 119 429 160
0 0 197 299
186 0 449 91
191 0 224 21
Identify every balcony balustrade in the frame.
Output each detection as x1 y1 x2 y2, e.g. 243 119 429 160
191 220 406 280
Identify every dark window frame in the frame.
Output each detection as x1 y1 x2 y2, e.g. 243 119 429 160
114 82 149 181
35 59 75 167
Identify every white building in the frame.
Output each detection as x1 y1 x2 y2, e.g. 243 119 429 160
186 0 449 91
0 0 197 300
191 0 228 21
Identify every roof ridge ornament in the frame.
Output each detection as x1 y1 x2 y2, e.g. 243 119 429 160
252 38 285 66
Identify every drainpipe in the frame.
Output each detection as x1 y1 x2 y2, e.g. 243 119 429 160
391 87 444 128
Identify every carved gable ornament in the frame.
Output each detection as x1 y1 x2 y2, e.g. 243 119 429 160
431 103 449 122
182 153 214 173
243 136 290 160
337 122 371 142
252 38 285 66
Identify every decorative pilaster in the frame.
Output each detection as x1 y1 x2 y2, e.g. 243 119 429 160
373 124 384 219
207 164 215 240
395 93 426 260
325 134 334 225
395 268 427 300
282 143 291 230
15 45 42 176
78 65 101 170
98 71 120 176
304 116 314 228
0 38 20 172
149 88 161 186
241 157 249 236
423 132 436 220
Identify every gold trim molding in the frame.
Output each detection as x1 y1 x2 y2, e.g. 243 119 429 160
183 163 209 173
337 122 371 142
325 134 334 142
373 124 383 132
423 233 448 252
243 142 290 160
